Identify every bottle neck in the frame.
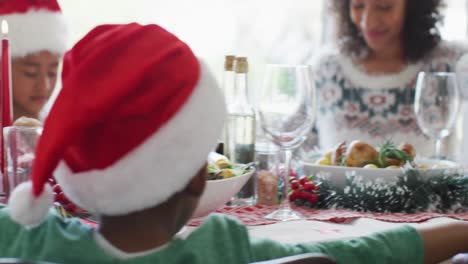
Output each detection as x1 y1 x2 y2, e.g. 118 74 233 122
223 70 235 100
234 72 249 104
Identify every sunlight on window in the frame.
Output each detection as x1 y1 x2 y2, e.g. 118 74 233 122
57 0 466 107
60 0 323 85
440 0 467 41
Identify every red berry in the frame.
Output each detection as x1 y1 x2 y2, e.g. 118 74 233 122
300 191 311 200
289 192 298 202
53 185 62 193
307 194 319 205
303 182 315 192
299 177 309 185
279 167 297 178
290 180 300 190
289 169 298 177
292 190 302 199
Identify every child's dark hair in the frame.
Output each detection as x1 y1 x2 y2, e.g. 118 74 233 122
331 0 444 62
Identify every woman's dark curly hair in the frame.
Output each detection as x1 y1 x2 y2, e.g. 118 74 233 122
332 0 444 62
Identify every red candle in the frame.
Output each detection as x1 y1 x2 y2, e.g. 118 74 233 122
1 20 11 128
1 19 11 183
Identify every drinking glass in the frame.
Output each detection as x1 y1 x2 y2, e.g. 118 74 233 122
2 126 42 198
414 72 461 159
257 64 315 221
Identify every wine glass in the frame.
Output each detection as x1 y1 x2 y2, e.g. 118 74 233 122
257 64 316 221
414 72 461 159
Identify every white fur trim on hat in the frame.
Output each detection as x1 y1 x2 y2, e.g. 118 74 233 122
54 61 226 216
8 181 54 227
4 9 69 57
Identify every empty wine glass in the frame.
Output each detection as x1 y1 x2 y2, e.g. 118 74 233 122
257 64 316 221
414 72 461 159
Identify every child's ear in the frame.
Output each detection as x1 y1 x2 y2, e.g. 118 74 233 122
185 165 207 197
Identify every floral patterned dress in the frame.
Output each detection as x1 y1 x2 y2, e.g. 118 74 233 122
308 41 468 159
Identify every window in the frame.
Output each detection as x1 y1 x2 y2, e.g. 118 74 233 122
56 0 468 106
440 0 467 41
60 0 324 87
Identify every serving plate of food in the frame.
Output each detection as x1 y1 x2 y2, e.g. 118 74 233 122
303 140 459 188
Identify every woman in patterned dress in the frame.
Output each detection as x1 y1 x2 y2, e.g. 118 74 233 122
308 0 467 159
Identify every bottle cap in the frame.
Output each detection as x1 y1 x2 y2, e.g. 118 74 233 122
235 57 248 73
224 55 235 71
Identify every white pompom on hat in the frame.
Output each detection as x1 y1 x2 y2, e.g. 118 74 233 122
8 23 226 226
0 0 69 57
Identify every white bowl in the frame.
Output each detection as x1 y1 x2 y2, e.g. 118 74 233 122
192 169 255 218
303 157 459 188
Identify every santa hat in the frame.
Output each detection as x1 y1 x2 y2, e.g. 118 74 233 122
0 0 68 57
8 23 226 226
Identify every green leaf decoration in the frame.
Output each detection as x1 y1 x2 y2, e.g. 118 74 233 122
307 168 468 213
377 140 413 168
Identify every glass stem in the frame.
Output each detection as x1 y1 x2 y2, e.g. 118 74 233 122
280 148 293 210
434 138 442 159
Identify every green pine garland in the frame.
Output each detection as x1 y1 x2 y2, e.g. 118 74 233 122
312 169 468 213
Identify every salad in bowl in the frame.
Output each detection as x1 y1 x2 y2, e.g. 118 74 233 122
192 152 255 218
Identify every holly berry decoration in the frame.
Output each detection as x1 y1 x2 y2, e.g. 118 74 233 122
288 176 320 207
48 177 83 216
279 166 298 178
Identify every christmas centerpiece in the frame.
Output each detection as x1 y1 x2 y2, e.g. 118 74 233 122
294 140 468 213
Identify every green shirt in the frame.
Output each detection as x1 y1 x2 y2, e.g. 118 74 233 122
0 205 424 263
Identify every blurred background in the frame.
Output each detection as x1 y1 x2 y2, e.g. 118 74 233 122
56 0 468 161
60 0 467 82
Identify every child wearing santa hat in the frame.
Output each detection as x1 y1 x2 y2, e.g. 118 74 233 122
2 0 68 121
0 22 468 264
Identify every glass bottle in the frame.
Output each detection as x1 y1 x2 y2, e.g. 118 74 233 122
226 57 256 205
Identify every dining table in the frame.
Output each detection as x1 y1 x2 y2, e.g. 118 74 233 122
1 192 465 263
185 204 468 264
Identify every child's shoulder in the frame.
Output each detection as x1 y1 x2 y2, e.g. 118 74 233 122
0 204 92 237
0 204 19 225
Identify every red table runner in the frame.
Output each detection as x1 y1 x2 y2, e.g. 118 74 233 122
188 205 468 226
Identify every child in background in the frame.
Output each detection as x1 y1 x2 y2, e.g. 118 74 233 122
1 22 468 264
307 0 467 159
4 0 68 121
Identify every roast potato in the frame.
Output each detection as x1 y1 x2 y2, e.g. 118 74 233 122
399 143 416 158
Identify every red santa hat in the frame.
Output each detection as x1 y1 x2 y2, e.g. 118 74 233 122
0 0 68 57
8 23 226 226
